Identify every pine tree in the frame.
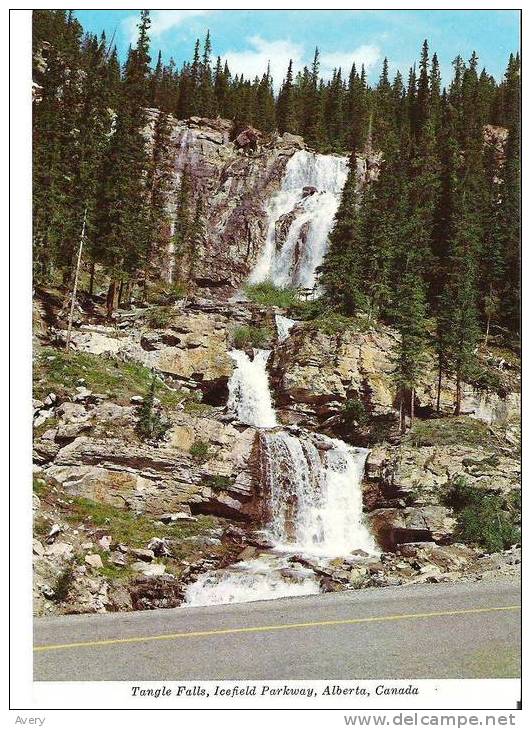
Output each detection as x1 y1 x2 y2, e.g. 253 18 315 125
145 110 174 289
277 60 297 134
92 11 153 315
437 203 481 415
198 31 215 116
415 40 430 137
172 166 193 280
392 269 429 431
320 159 367 314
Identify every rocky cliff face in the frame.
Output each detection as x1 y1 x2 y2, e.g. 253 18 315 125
33 289 520 615
270 320 520 431
143 114 303 290
143 113 380 293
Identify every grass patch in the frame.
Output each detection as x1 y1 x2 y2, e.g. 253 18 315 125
182 397 214 415
33 515 51 537
33 474 52 497
405 416 493 448
34 348 184 409
64 497 217 550
233 325 272 349
243 281 298 308
442 477 520 553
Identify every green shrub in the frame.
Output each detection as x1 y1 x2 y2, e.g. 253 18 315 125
342 396 369 427
136 377 170 441
290 297 327 320
204 474 233 489
442 477 520 552
243 282 298 308
144 306 173 329
466 358 504 394
233 325 272 349
148 281 187 305
51 566 75 602
190 440 210 462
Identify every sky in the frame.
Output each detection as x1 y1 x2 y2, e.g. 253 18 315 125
75 9 520 89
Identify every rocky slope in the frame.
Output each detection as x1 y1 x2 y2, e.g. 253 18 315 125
31 117 520 615
33 285 520 615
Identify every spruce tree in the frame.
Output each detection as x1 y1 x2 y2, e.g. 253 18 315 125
277 60 297 134
320 160 367 314
392 269 429 431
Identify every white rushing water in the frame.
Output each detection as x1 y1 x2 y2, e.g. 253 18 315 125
226 349 277 428
185 341 378 607
184 154 377 607
275 314 297 342
249 150 348 289
262 432 377 558
184 557 319 607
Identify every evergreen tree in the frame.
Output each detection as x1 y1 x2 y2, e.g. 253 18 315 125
392 270 429 431
320 159 367 314
277 60 297 134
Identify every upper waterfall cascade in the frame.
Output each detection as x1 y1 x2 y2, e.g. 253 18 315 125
249 150 348 289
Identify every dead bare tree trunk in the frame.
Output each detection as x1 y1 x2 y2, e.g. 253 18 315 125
484 312 491 349
65 209 87 350
410 387 415 426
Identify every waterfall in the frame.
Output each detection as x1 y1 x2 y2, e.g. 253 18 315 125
262 432 377 557
275 314 296 342
227 349 277 427
184 335 377 607
249 150 348 289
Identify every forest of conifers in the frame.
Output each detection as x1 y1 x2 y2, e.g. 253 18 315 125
33 10 520 417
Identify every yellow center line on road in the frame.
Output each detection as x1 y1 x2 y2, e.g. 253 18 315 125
34 604 520 652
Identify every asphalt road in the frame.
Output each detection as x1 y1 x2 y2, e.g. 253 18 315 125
34 579 520 681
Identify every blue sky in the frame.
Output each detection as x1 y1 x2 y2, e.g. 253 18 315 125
75 9 520 89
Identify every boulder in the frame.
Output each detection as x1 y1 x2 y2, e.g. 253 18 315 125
131 548 154 562
131 561 165 576
84 554 103 569
369 506 456 551
234 126 262 150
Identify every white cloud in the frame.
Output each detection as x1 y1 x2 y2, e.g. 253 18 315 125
320 44 381 76
123 10 211 44
223 35 304 89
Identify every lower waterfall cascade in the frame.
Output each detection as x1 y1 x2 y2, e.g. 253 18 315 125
183 306 378 607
